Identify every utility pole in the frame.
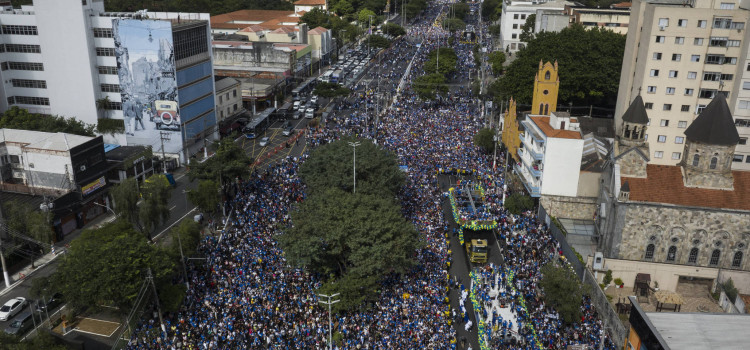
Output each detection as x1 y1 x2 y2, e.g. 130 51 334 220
318 293 340 350
147 268 166 336
0 204 10 288
348 142 361 193
175 228 189 290
159 131 170 174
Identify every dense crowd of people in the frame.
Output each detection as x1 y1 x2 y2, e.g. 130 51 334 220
126 1 617 349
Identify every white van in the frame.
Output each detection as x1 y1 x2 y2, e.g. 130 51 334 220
293 101 301 111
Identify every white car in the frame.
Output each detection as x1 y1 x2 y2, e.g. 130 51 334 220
259 137 270 147
310 95 319 105
0 297 26 321
305 108 315 119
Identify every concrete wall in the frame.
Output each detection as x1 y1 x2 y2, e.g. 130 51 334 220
582 269 628 347
541 137 583 197
540 194 597 220
212 43 292 71
577 171 601 197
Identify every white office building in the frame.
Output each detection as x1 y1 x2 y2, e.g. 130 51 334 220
500 0 571 53
0 0 217 165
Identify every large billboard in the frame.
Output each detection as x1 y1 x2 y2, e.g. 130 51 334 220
113 19 182 154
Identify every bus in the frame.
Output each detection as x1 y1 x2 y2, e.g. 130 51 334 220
292 77 317 101
319 70 333 83
331 69 344 84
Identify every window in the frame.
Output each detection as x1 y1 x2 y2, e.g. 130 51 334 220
645 102 653 109
678 19 687 27
678 121 688 128
1 44 41 53
681 105 690 112
173 24 209 61
669 70 678 78
92 28 113 38
687 71 697 79
97 66 117 75
724 57 737 65
672 152 682 160
731 21 745 30
675 37 684 44
675 136 684 144
714 18 732 29
689 248 699 264
697 104 707 114
740 138 748 145
96 47 115 56
672 54 681 61
233 90 237 97
710 249 721 266
6 96 50 106
728 40 741 47
699 89 717 99
1 25 38 35
511 34 517 39
710 36 728 47
690 55 700 62
663 104 672 111
693 153 700 166
513 24 518 29
1 62 43 71
521 14 526 20
658 18 669 27
655 36 665 43
650 69 659 77
704 72 721 81
652 52 662 60
514 14 519 19
694 38 704 45
667 246 677 262
10 79 46 89
710 156 718 169
734 155 744 162
657 135 667 143
655 151 664 158
721 74 734 81
732 251 743 268
647 86 656 93
645 244 655 260
706 54 723 64
219 95 222 104
660 119 669 127
744 82 750 90
666 87 675 95
720 2 735 9
100 84 120 93
698 20 707 28
685 88 694 96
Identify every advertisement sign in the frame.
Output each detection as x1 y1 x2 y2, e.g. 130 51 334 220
113 19 182 154
82 176 106 196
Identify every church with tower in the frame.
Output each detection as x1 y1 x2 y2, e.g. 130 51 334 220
596 94 750 271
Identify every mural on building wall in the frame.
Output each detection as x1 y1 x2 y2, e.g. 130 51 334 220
113 19 182 154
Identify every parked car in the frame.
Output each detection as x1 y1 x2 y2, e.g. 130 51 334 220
0 297 26 322
310 95 319 105
35 293 63 314
3 311 33 336
283 125 294 136
259 137 270 147
305 108 315 119
293 100 301 111
292 111 302 120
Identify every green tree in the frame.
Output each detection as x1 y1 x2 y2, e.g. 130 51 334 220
188 180 221 219
333 0 355 16
540 263 588 324
504 193 534 215
381 22 406 37
413 73 448 100
169 220 202 258
404 0 427 19
0 330 68 349
314 82 352 98
139 174 173 239
299 137 404 196
280 187 421 279
473 128 496 153
423 47 458 76
0 106 95 137
519 14 536 42
358 8 376 26
96 96 111 120
190 137 252 186
489 24 500 37
29 275 54 301
488 51 506 75
443 18 466 33
110 177 143 232
52 220 174 311
490 24 625 107
451 2 470 19
367 34 391 49
317 271 379 313
1 200 52 250
481 0 501 21
300 7 332 29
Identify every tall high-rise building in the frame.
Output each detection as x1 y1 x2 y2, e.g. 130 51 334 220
615 0 750 167
0 0 216 165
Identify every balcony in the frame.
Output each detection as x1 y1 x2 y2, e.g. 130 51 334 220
520 136 544 161
513 162 541 197
518 147 542 176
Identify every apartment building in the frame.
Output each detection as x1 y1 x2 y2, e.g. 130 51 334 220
615 0 750 167
500 0 572 53
0 0 217 165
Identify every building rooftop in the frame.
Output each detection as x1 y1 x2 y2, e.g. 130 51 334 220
0 129 93 152
621 164 750 211
645 312 750 350
578 116 615 139
621 95 649 125
104 145 150 162
684 94 739 146
215 77 240 92
294 0 327 5
210 10 300 31
529 116 582 139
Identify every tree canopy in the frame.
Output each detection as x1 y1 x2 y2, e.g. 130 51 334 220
0 106 95 137
481 0 502 21
189 137 252 186
424 47 458 77
404 0 427 19
1 200 52 248
52 220 174 311
299 137 404 196
488 51 506 76
188 180 221 219
139 174 173 238
442 18 466 33
540 263 588 324
473 128 496 154
381 22 406 37
450 2 470 20
490 24 625 107
367 34 392 49
520 14 536 42
314 82 352 98
504 193 534 215
413 73 448 100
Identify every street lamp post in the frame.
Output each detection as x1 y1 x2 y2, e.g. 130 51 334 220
347 141 361 193
93 202 116 217
318 293 340 350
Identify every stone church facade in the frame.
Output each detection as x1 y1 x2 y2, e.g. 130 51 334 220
597 94 750 271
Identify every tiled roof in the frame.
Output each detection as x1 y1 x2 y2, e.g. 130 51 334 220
272 26 295 34
238 24 266 32
530 116 582 139
294 0 327 5
308 26 328 34
621 164 750 211
610 2 631 8
211 10 295 25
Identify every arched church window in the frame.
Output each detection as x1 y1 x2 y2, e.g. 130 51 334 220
732 251 743 268
692 154 700 166
645 244 655 260
624 125 631 138
545 71 550 80
666 246 677 262
544 104 549 115
710 157 718 169
688 248 699 264
710 249 721 266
